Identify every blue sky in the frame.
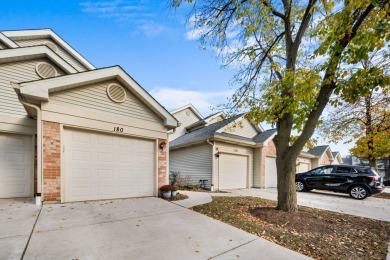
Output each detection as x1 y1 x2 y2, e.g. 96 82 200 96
0 0 352 155
1 0 235 115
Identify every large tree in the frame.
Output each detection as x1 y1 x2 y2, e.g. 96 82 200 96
320 49 390 168
172 0 390 212
321 90 390 168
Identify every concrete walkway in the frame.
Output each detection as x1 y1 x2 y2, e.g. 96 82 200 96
171 191 212 208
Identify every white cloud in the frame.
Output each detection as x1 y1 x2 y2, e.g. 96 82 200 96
150 87 233 115
79 0 164 38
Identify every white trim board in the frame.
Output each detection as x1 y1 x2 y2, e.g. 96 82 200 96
0 46 77 74
18 66 178 129
2 29 95 70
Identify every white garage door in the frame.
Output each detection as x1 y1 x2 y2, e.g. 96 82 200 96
297 162 310 173
0 134 32 198
219 153 247 190
265 157 277 188
64 129 155 202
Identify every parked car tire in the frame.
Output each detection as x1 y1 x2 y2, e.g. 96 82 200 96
295 181 306 192
349 186 369 200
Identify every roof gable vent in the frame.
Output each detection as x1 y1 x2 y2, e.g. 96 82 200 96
35 62 58 79
107 84 127 103
44 41 58 53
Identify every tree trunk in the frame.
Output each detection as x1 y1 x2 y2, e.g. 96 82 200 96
365 94 377 169
276 152 298 212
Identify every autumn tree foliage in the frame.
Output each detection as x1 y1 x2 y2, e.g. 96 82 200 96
320 50 390 169
172 0 390 212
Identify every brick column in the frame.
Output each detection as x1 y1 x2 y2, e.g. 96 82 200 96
158 138 168 188
42 121 61 202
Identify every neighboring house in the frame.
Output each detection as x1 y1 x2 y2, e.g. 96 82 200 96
169 105 279 189
0 29 178 203
331 151 344 164
306 145 335 168
169 105 344 189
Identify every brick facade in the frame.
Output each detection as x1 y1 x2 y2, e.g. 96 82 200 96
42 121 61 202
265 140 277 157
321 153 331 165
158 138 168 189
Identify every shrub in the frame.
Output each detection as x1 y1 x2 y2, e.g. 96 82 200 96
169 171 180 185
172 185 178 191
176 175 192 187
160 185 174 192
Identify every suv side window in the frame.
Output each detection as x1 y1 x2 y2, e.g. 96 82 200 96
335 166 352 173
311 166 333 175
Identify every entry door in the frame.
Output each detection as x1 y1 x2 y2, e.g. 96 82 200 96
219 153 248 189
0 134 32 198
64 129 155 202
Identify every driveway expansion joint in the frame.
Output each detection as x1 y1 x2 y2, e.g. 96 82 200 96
21 204 42 260
34 208 186 233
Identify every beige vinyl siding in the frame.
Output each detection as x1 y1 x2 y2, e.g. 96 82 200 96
0 42 6 49
14 39 88 72
170 108 201 141
206 115 224 125
49 79 162 124
253 147 262 188
170 143 212 188
214 141 253 189
0 59 65 117
297 156 311 173
222 118 258 138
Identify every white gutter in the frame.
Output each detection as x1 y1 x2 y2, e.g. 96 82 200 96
12 83 42 205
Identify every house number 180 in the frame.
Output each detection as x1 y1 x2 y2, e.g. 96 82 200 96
113 127 123 132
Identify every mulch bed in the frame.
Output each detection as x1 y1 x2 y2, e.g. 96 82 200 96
192 196 390 260
164 193 189 201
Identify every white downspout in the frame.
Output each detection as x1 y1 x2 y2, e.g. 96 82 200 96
13 84 42 205
206 139 215 191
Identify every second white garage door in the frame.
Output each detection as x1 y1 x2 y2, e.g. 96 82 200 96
265 157 277 188
219 153 248 190
297 162 310 173
64 129 155 202
0 134 32 198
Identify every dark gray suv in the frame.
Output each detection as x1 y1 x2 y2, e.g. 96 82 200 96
295 165 384 199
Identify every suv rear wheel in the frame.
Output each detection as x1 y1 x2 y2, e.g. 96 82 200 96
349 186 369 200
295 181 306 192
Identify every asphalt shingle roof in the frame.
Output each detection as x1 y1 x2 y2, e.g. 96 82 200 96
307 145 329 157
252 129 277 143
170 114 277 148
170 114 244 147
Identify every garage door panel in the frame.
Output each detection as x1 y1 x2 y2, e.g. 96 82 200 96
65 129 155 202
297 162 310 173
265 157 277 188
0 134 32 198
219 154 248 190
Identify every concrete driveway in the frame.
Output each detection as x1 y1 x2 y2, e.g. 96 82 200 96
1 197 309 260
0 198 40 260
227 188 390 222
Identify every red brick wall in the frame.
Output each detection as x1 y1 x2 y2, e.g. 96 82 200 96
321 152 331 165
42 121 61 202
265 140 277 157
158 138 168 188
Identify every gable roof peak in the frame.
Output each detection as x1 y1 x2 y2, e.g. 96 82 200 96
170 104 203 119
